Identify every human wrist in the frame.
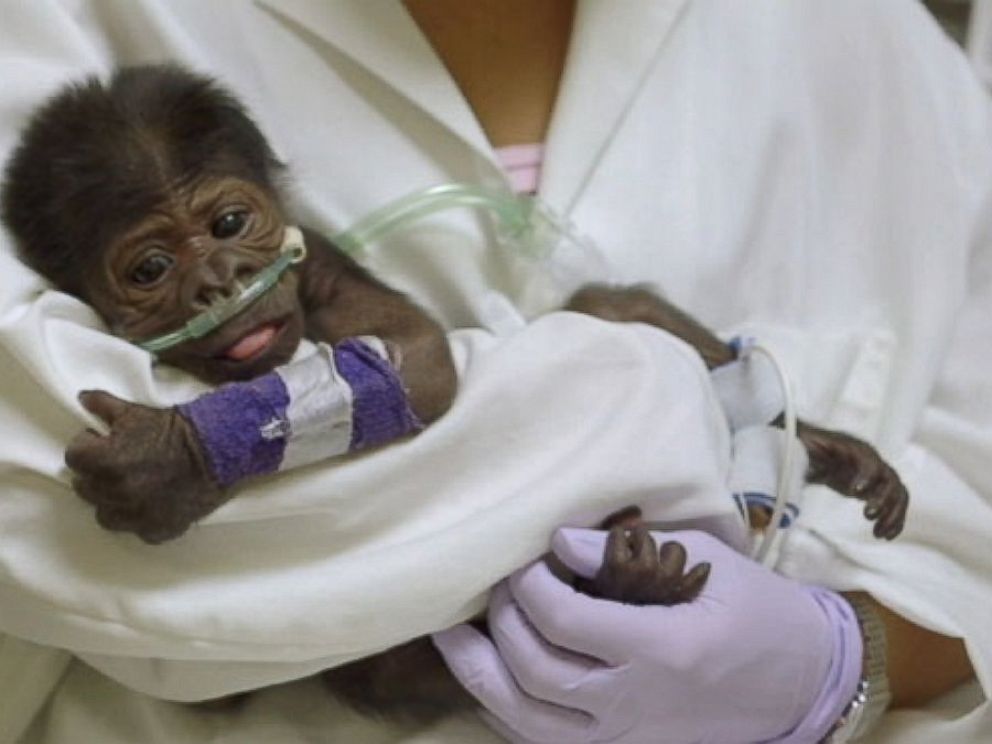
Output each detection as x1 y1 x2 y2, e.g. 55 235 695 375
767 586 865 744
821 594 892 743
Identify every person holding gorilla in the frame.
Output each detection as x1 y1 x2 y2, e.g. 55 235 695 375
0 1 987 743
1 60 913 724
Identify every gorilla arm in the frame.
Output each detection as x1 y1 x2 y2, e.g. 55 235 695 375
295 228 457 424
64 229 457 544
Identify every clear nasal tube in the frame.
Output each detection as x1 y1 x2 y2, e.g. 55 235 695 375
333 183 592 258
332 184 548 256
137 226 307 354
332 183 612 294
137 184 608 354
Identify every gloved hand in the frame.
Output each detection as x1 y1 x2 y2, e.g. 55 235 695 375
433 528 863 744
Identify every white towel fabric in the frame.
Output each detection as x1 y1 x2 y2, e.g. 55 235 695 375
0 252 742 700
3 2 992 743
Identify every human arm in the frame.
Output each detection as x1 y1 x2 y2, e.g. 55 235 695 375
849 592 973 710
434 528 974 743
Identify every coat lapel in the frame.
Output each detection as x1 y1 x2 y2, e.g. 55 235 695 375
254 0 689 209
253 0 494 161
542 0 689 213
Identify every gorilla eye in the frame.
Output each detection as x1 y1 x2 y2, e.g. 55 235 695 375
212 210 249 239
129 253 174 286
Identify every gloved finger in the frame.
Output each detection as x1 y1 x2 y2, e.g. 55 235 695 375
488 582 609 714
432 624 596 743
78 390 130 427
480 710 542 744
551 527 609 579
508 559 650 666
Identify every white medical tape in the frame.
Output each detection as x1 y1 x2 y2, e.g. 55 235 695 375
276 343 355 471
728 425 809 501
710 350 786 431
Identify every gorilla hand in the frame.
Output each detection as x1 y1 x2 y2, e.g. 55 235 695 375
65 390 224 544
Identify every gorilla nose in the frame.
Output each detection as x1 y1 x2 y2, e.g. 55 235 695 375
186 250 257 312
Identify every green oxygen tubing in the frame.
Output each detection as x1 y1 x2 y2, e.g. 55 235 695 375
136 183 591 354
137 227 309 354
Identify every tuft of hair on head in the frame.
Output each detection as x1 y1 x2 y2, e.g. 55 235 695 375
0 63 286 298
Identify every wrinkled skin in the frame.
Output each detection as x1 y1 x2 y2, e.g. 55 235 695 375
590 524 712 606
799 422 908 539
67 391 221 544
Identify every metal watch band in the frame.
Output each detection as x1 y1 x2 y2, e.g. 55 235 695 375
823 594 892 743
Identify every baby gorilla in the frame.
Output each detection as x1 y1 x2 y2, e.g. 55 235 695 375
1 65 907 721
1 65 460 544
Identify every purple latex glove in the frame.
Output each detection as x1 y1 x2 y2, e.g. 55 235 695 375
433 528 863 744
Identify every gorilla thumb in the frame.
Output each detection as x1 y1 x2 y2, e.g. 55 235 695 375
78 389 129 426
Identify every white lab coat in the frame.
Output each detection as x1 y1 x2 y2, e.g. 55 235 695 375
0 1 990 742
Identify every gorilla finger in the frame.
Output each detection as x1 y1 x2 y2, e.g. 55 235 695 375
657 540 687 580
598 505 642 530
71 476 101 506
863 488 890 520
78 389 132 427
676 561 711 602
867 478 903 519
604 525 633 566
628 525 657 566
876 493 908 540
65 430 115 472
95 505 142 532
851 466 884 499
872 501 898 539
137 521 187 545
71 472 136 510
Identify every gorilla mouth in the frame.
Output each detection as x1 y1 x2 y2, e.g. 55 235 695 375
223 321 284 361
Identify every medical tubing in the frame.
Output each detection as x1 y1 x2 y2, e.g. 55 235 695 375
177 338 420 487
749 343 799 565
331 184 538 255
137 228 308 354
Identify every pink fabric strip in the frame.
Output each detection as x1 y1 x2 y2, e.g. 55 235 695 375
495 143 545 194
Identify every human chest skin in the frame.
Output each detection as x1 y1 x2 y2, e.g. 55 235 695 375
403 0 576 148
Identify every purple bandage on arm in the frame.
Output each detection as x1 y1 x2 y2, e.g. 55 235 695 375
178 373 290 488
177 338 422 489
334 338 423 451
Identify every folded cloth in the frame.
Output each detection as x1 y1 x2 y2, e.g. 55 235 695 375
0 302 742 701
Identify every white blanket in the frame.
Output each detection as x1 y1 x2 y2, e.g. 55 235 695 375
0 242 741 700
3 2 992 743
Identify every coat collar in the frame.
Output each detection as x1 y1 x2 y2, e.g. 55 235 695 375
254 0 492 158
255 0 688 209
542 0 689 213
